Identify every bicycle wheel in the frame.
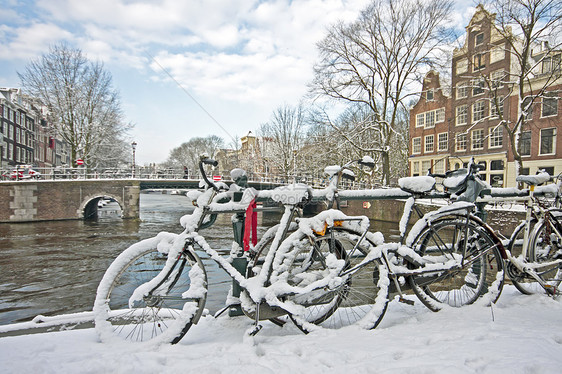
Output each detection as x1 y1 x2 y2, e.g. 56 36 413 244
282 227 389 332
507 219 539 295
408 216 504 311
522 218 562 294
94 240 207 344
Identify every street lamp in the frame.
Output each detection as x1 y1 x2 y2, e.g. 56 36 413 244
131 141 137 178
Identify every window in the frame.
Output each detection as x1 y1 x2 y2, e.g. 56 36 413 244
521 131 531 156
473 53 486 71
416 113 425 127
412 161 420 177
490 173 504 187
436 108 445 123
422 161 431 174
472 129 484 150
426 89 434 101
456 133 467 151
473 101 486 122
475 32 484 46
489 126 503 148
542 54 561 74
425 110 435 128
490 160 504 170
456 105 468 125
542 93 558 117
490 45 505 63
490 96 504 118
412 137 421 154
472 78 485 95
425 134 434 153
434 159 446 174
8 143 13 160
539 128 556 155
491 70 505 89
438 132 448 151
457 83 468 99
456 58 468 74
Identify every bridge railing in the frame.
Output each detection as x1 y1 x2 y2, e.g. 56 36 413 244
0 166 382 191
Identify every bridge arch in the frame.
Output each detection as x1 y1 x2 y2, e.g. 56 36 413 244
80 194 124 220
0 180 140 222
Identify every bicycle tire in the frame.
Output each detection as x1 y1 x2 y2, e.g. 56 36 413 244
507 219 538 295
408 215 504 311
281 227 389 332
522 218 562 294
94 239 207 344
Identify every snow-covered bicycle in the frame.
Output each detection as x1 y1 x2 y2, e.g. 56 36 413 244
93 156 505 344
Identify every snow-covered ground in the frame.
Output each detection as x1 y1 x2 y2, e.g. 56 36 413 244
2 285 562 373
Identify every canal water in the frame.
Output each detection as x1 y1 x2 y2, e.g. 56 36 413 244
0 193 522 326
0 193 280 326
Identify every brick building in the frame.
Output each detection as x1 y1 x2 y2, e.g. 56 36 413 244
409 5 561 187
0 88 69 170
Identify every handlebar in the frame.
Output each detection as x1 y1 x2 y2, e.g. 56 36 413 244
199 155 219 191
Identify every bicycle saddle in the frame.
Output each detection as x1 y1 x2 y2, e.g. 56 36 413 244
516 172 550 186
398 176 436 194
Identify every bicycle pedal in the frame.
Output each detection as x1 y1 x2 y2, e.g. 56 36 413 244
248 324 263 336
399 297 415 306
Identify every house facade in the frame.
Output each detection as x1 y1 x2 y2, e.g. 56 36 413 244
0 88 70 170
409 6 561 187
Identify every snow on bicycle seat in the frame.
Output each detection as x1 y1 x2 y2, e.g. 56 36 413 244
398 176 436 194
516 172 550 186
271 183 312 205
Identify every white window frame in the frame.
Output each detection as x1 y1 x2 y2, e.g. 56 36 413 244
490 96 504 118
471 129 484 150
426 89 434 101
438 132 448 151
541 94 558 118
489 126 503 148
425 111 435 129
539 127 557 156
473 101 485 122
456 133 467 152
472 78 485 96
475 32 484 46
436 108 445 123
490 45 505 63
416 113 425 128
412 137 421 154
456 58 468 75
425 134 434 153
456 83 468 99
456 105 468 126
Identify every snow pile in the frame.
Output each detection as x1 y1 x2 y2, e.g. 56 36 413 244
2 286 562 373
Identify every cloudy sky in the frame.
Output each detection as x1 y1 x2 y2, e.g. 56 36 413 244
0 0 474 165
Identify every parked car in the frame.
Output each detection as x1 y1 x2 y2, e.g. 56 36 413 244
2 165 41 180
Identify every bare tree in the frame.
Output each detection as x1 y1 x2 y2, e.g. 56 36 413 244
482 0 562 176
18 43 131 168
166 135 224 173
310 0 454 185
258 104 307 181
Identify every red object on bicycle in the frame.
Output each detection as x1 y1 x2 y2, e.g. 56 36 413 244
243 198 257 251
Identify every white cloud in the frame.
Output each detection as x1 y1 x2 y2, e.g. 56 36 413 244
0 22 73 61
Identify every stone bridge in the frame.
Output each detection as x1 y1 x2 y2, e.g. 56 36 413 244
0 180 141 223
0 179 282 223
